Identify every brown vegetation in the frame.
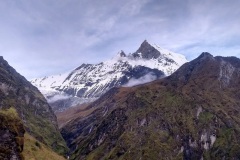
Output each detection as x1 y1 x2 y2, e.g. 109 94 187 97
56 103 96 129
62 53 240 159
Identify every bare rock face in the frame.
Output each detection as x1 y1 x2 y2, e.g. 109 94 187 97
0 127 24 160
119 50 126 57
132 40 160 59
0 108 25 160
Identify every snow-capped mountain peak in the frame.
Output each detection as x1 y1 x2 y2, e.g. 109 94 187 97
152 43 187 66
31 40 188 111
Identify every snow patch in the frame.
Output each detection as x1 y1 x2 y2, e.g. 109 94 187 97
153 43 187 65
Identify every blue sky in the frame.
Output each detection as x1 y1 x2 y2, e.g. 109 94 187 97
0 0 240 79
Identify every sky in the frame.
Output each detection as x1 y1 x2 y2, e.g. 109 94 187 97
0 0 240 79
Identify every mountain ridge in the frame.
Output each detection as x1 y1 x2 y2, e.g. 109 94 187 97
61 52 240 159
0 56 68 155
31 40 188 111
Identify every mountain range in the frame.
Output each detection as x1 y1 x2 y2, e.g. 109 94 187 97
61 52 240 159
31 40 188 111
2 40 240 160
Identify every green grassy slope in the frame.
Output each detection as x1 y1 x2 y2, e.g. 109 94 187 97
62 53 240 159
0 56 68 155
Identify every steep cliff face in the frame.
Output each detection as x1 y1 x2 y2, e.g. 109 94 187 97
62 53 240 159
0 56 67 155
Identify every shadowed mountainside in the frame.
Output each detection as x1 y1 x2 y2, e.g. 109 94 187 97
62 53 240 159
56 103 94 129
0 56 68 156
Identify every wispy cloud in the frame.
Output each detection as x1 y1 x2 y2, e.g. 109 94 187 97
0 0 239 79
47 94 71 103
123 73 157 87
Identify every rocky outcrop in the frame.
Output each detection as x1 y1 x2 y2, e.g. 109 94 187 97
0 108 25 160
132 40 161 59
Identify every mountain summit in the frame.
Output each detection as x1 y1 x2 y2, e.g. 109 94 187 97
31 40 188 111
133 40 161 59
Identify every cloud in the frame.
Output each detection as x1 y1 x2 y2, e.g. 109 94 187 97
119 0 149 16
123 73 157 87
0 0 240 79
47 94 71 103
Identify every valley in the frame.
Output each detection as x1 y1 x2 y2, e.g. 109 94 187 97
1 44 240 160
1 1 239 159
